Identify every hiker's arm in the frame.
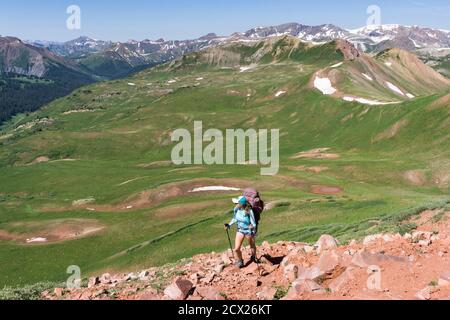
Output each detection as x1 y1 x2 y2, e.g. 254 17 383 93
229 217 237 227
250 210 257 229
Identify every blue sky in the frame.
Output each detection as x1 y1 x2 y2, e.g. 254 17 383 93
1 0 449 41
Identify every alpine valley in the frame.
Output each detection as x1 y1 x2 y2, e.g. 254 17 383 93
1 22 450 122
0 21 449 300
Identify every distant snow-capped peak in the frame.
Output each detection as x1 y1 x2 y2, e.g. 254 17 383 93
25 23 450 70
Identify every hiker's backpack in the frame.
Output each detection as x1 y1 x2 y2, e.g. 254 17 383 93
243 188 264 223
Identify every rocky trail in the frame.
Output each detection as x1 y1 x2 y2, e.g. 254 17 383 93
44 210 450 301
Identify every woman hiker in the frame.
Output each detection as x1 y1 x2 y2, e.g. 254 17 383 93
224 196 258 268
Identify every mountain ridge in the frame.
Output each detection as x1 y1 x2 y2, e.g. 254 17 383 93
24 23 450 77
28 23 450 56
0 36 92 78
0 36 96 122
161 36 449 105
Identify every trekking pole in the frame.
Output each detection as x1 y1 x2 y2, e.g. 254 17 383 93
225 227 235 260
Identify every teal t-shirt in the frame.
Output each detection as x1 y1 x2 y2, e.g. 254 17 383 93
229 208 257 233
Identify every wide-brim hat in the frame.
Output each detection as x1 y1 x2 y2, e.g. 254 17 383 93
232 196 245 204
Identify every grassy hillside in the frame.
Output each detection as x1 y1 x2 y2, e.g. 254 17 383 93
77 51 158 79
0 38 96 123
426 54 450 78
0 68 95 123
0 37 449 287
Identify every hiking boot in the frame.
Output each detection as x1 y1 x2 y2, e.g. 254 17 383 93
235 260 244 269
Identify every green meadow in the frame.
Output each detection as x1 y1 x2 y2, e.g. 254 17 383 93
0 38 449 287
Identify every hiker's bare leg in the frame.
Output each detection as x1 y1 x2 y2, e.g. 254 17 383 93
248 236 257 259
234 232 245 261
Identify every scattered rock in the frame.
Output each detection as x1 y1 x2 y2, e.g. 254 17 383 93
243 262 259 275
124 273 138 281
100 273 112 284
298 250 344 283
54 288 63 298
416 286 433 300
438 272 450 287
283 264 299 282
418 239 432 247
328 267 355 293
363 234 383 246
214 264 225 274
343 249 356 256
88 277 100 288
257 286 277 300
189 273 201 285
80 291 93 300
41 290 50 299
196 287 225 300
41 209 450 301
138 270 150 280
315 235 339 254
291 279 326 295
351 251 406 269
262 241 271 249
260 255 274 266
93 289 107 298
259 268 270 277
164 277 193 300
430 235 440 242
138 288 160 300
317 250 342 271
221 253 232 266
412 231 433 242
111 274 123 284
382 234 396 242
262 264 279 275
438 278 449 287
201 272 216 284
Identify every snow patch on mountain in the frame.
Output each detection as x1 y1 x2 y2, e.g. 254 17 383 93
362 73 373 81
240 65 257 73
189 186 240 193
330 62 343 68
343 96 398 106
386 81 405 96
26 237 48 243
314 76 336 95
